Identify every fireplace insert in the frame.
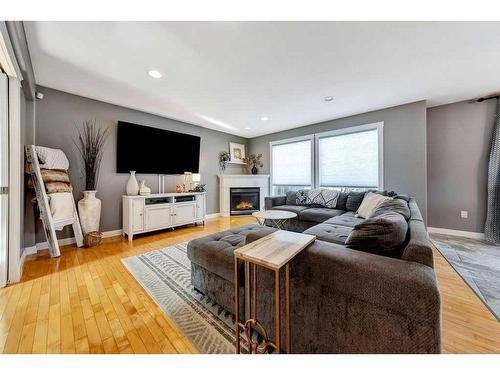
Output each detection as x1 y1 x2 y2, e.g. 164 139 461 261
230 187 260 215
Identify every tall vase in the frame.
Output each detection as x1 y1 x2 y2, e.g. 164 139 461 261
78 190 101 234
126 171 139 195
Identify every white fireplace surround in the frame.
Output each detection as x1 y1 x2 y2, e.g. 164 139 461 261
218 174 270 216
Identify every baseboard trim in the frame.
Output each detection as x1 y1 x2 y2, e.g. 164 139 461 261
35 229 124 251
205 213 221 219
427 227 485 240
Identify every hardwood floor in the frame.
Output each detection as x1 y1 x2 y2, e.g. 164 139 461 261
1 215 499 354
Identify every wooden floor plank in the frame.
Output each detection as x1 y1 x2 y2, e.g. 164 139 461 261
0 216 497 353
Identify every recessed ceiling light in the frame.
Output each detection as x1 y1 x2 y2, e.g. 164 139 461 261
260 116 269 121
244 127 251 130
324 96 334 102
148 70 162 78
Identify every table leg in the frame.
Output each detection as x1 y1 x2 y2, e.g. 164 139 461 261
245 261 251 322
274 269 281 353
234 257 240 354
285 263 291 353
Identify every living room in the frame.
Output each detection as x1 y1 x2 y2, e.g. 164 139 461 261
1 1 500 373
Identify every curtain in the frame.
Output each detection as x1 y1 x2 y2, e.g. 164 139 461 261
485 98 500 243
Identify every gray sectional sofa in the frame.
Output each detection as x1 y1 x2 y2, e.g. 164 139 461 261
187 190 441 353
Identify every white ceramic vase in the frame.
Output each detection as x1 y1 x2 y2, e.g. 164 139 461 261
139 180 151 196
78 190 101 234
126 171 139 195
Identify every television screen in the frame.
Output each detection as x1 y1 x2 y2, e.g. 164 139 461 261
116 121 201 174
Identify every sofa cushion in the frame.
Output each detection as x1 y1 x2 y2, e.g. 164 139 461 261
270 205 309 215
187 224 269 282
324 211 365 227
346 191 366 212
303 223 352 245
285 191 298 205
345 212 408 256
370 198 411 221
356 192 392 218
299 208 346 223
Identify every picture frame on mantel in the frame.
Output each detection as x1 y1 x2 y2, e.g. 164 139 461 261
228 142 246 164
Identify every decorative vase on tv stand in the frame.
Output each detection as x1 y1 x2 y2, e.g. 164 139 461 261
139 180 151 196
126 171 139 195
78 190 101 234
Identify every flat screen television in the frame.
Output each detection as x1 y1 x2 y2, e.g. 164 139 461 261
116 121 201 174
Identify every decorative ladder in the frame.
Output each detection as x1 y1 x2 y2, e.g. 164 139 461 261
25 145 84 257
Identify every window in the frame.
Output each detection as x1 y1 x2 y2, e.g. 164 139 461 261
269 123 383 195
270 136 313 195
316 124 383 190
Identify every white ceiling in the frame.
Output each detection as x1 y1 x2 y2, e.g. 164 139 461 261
25 21 500 138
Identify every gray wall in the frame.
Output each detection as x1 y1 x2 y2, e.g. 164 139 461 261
248 101 428 220
427 100 496 233
35 86 247 241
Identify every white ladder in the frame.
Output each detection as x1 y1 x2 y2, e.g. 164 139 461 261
25 145 83 257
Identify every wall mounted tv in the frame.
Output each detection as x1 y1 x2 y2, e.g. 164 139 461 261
116 121 201 174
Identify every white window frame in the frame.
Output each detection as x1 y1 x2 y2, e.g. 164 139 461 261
269 134 315 192
314 122 384 190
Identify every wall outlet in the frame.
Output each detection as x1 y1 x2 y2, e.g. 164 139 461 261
461 211 468 219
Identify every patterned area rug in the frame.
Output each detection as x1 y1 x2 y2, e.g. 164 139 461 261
431 233 500 321
122 242 241 354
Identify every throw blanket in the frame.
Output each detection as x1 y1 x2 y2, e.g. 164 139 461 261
296 188 340 208
48 192 75 222
28 168 72 193
35 146 70 170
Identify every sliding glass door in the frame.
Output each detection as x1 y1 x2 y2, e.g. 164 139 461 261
0 73 8 287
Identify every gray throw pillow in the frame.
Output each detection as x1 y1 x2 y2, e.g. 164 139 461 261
285 191 298 205
304 188 340 208
370 198 411 221
335 192 348 210
346 192 366 212
345 211 408 255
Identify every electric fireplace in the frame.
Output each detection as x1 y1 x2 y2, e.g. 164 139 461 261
230 187 260 215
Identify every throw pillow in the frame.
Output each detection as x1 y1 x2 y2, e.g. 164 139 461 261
356 192 392 219
285 191 298 205
335 192 348 210
345 211 408 255
295 190 309 206
346 191 366 212
305 188 340 208
370 198 411 221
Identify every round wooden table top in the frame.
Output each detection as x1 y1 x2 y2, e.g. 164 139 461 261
252 210 297 220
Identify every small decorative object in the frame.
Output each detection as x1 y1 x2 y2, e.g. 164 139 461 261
183 171 192 192
78 190 101 234
176 185 183 193
191 173 201 191
126 171 140 195
75 119 109 234
139 180 151 196
194 183 206 192
83 231 102 248
219 151 231 171
229 142 246 163
243 153 264 175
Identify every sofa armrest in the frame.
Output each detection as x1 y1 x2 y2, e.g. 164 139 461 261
264 195 286 210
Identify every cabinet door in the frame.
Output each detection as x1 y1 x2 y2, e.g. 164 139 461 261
195 195 205 220
145 205 172 230
132 200 144 232
174 203 197 224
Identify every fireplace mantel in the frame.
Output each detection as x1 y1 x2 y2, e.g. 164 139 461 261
217 174 270 216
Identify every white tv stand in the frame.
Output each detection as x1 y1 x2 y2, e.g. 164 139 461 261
122 192 206 241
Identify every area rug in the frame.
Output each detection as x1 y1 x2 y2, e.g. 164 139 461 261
431 233 500 321
122 242 243 354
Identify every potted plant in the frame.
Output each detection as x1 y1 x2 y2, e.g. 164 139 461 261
243 153 264 175
75 119 109 234
219 151 231 172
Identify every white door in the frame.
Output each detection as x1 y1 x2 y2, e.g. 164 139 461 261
174 203 197 225
0 73 8 287
145 205 172 230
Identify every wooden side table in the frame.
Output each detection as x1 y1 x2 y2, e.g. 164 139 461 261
233 230 316 354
